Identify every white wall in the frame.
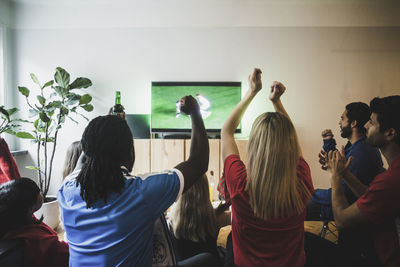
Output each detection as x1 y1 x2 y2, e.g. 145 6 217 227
6 0 400 194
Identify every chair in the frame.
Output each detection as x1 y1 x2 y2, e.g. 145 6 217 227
152 214 221 267
319 220 338 243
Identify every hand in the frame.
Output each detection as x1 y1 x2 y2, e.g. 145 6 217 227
179 95 200 116
321 129 334 140
318 150 328 170
327 146 353 177
269 81 286 102
248 68 262 95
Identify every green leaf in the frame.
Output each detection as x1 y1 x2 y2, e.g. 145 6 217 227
59 116 65 125
16 131 36 139
37 95 46 105
30 73 41 87
26 166 40 171
69 77 92 89
48 101 62 108
79 94 92 105
39 111 50 122
53 86 67 97
60 106 69 116
4 129 17 135
29 109 39 118
18 86 30 97
54 67 70 88
0 106 9 117
68 116 78 124
65 98 80 106
82 104 94 112
42 80 54 89
7 108 18 116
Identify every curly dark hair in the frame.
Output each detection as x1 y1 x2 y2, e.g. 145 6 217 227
76 115 134 208
370 95 400 145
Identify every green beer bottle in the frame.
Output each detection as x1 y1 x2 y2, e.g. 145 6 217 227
112 91 125 117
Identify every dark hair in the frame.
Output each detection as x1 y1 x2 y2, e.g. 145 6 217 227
77 115 134 208
370 96 400 145
62 141 83 179
345 102 371 135
0 178 42 237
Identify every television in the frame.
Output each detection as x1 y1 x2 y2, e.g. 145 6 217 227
151 82 241 134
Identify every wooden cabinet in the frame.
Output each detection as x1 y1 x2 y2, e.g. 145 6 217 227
132 139 151 175
150 139 185 172
186 139 220 201
132 138 248 201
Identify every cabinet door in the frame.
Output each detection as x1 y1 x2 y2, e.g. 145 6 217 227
185 139 220 201
132 139 150 175
220 139 248 172
151 139 185 172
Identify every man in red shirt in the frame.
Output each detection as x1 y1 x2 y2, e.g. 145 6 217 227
327 95 400 267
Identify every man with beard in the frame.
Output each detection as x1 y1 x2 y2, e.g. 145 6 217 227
307 102 384 221
306 102 384 266
326 95 400 267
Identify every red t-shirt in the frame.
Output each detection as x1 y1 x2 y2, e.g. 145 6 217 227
224 155 314 267
356 156 400 267
4 218 69 267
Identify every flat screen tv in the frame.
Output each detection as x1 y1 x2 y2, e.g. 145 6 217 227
151 82 241 134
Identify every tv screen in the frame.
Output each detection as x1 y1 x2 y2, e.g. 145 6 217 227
151 82 241 133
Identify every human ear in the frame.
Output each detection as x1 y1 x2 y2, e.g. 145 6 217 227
385 128 397 142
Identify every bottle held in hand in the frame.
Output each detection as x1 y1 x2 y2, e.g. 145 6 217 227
112 91 125 118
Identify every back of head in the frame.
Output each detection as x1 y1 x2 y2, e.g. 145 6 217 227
0 178 40 237
172 174 217 242
247 112 310 220
345 102 371 135
77 115 134 208
62 141 83 179
370 95 400 145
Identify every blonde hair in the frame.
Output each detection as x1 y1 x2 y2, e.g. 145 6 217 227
171 174 218 242
62 141 82 179
246 112 311 220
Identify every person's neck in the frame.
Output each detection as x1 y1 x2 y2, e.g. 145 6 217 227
380 143 400 166
348 131 363 144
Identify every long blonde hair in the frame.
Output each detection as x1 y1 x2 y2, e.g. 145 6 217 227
62 141 82 179
246 112 311 220
171 174 218 242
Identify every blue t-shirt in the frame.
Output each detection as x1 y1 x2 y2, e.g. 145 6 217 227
313 136 384 206
57 168 183 267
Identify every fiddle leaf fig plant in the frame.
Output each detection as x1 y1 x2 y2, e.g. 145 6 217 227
16 67 94 198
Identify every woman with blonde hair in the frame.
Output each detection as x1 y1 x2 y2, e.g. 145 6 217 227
221 68 314 266
170 174 230 263
62 141 83 179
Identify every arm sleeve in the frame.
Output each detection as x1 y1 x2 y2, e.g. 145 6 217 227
140 169 184 215
356 174 400 225
297 157 315 195
223 155 247 198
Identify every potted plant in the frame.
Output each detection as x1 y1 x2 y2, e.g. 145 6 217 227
16 67 94 228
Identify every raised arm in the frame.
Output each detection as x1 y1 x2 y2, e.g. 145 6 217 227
221 68 262 162
268 82 303 156
174 95 209 193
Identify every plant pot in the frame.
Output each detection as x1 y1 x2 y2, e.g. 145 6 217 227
34 195 60 230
